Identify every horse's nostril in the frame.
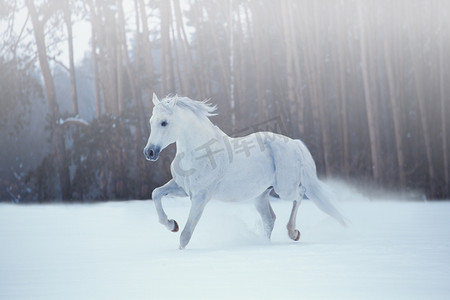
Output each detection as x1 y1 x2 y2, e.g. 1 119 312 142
149 149 154 157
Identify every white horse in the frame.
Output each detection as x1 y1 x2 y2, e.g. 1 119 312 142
144 94 346 249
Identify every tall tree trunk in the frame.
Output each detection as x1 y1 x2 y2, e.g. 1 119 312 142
281 0 296 132
192 0 210 98
408 40 436 196
97 15 108 115
26 0 71 200
117 26 124 114
249 2 267 124
357 1 380 183
204 4 231 101
438 3 449 196
108 8 120 115
228 0 236 130
132 0 151 136
160 0 172 95
87 1 102 117
170 20 183 92
137 0 155 99
173 0 201 97
334 2 350 178
383 38 406 188
63 0 79 116
298 9 320 151
100 4 119 115
281 1 304 136
234 3 245 122
172 0 190 95
313 10 331 177
118 0 148 198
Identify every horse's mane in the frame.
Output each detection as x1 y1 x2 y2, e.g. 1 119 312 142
161 95 217 118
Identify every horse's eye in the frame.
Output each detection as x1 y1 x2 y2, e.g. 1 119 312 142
161 121 168 127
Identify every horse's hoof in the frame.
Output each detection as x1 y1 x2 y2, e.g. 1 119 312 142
171 220 179 232
289 229 300 241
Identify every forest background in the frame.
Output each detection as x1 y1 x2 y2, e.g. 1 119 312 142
0 0 448 202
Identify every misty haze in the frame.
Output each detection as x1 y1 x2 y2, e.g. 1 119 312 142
0 0 449 299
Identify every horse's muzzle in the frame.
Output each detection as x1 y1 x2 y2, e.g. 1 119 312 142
144 145 161 161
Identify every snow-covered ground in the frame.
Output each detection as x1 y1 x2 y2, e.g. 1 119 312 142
1 187 450 300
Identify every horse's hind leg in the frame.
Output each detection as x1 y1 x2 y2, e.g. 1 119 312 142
287 200 301 241
255 189 276 239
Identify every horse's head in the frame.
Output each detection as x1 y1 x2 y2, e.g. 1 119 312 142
143 94 180 161
144 94 217 161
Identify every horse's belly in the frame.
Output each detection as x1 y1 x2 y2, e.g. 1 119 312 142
213 156 274 202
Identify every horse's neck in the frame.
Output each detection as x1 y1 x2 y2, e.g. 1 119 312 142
176 116 223 154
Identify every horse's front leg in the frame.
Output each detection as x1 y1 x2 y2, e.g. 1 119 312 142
179 190 211 250
152 179 187 232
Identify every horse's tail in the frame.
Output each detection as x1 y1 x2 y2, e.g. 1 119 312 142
297 140 348 227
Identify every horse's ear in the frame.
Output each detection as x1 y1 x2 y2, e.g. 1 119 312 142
152 93 160 106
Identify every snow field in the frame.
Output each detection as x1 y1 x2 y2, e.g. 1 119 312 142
1 193 450 299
